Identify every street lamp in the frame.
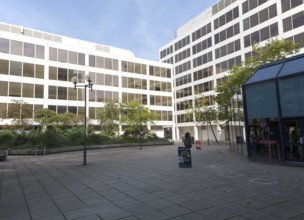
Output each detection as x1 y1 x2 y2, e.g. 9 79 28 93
138 106 142 150
71 75 93 166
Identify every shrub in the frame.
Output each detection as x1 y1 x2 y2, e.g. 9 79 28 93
63 126 84 145
0 130 16 149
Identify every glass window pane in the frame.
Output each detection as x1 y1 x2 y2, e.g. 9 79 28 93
23 83 34 98
36 65 44 79
281 0 290 12
270 23 278 37
36 45 44 59
11 40 23 55
283 17 292 32
269 4 277 18
68 87 77 101
96 56 104 68
49 47 57 61
0 38 9 53
0 59 9 75
105 58 112 69
292 11 304 29
68 51 77 64
58 49 67 62
49 67 57 80
0 81 8 96
9 82 21 97
291 0 302 9
260 26 270 41
243 1 249 14
0 103 7 118
10 61 22 76
24 43 35 57
48 86 57 99
23 63 35 77
78 53 85 65
58 68 67 81
113 59 119 70
89 55 95 67
250 13 259 27
58 87 67 100
35 84 44 98
243 18 250 31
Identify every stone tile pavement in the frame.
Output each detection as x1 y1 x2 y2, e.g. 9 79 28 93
1 142 304 220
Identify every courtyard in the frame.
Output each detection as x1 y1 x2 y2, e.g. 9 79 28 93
0 143 304 220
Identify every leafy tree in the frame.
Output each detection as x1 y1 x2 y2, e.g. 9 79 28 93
185 94 221 143
96 99 120 136
8 99 32 132
120 100 157 139
34 108 57 131
216 39 299 112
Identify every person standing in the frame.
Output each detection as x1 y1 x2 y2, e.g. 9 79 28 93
183 132 192 148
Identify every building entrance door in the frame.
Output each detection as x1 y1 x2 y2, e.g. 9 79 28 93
283 119 304 162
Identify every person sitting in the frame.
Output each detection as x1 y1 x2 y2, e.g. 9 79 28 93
183 132 192 148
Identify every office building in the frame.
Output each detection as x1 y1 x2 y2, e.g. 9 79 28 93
160 0 304 143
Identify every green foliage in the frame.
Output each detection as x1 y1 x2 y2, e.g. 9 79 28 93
34 108 57 131
0 130 15 149
96 99 120 136
120 100 157 138
8 99 32 132
63 126 84 145
216 39 299 109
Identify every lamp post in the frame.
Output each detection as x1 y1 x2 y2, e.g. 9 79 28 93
138 106 142 150
72 76 93 166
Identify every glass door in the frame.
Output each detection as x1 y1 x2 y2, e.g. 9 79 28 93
283 119 304 162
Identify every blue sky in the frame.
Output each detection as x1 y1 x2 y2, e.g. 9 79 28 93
0 0 216 60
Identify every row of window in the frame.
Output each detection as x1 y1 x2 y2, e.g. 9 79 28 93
150 80 172 92
283 11 304 33
175 61 191 75
175 48 191 63
150 95 172 107
151 110 173 121
121 61 146 75
244 23 278 48
160 45 173 59
193 51 213 68
192 37 212 55
176 87 192 99
88 72 119 87
281 0 304 13
0 103 43 119
175 36 190 51
194 81 214 93
0 59 44 78
176 101 191 111
215 39 240 59
0 81 44 98
88 55 119 70
192 23 212 42
193 66 213 81
177 114 191 123
242 0 269 14
243 4 277 31
49 67 84 82
122 77 147 90
215 23 239 45
49 47 85 65
149 65 171 78
286 32 304 47
0 37 44 59
216 55 241 74
121 93 147 105
212 0 238 16
88 90 119 102
176 74 192 87
214 7 239 30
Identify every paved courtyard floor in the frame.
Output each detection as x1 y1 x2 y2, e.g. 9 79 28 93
1 142 304 220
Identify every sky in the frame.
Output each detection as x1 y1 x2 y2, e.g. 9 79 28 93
0 0 216 61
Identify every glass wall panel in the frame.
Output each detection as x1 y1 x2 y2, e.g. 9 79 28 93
58 87 67 100
279 76 304 117
23 63 35 77
0 103 7 118
58 68 67 81
68 51 77 64
49 47 57 61
49 67 57 80
0 59 9 74
78 53 85 65
0 38 9 53
11 40 22 55
35 84 44 98
57 106 67 114
9 82 21 97
24 43 35 57
23 83 34 98
68 87 77 101
58 49 67 62
245 81 278 119
10 61 22 76
96 90 104 102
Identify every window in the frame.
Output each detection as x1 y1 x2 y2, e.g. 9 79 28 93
23 63 35 78
35 84 44 98
0 59 9 75
0 38 9 53
9 82 21 97
23 83 34 98
11 40 22 55
24 43 35 57
10 61 22 76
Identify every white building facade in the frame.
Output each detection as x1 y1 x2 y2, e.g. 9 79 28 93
0 22 175 139
160 0 304 142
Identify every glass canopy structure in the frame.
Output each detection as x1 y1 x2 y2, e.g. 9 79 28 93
243 53 304 163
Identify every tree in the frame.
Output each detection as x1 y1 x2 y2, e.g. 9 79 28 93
8 99 33 132
96 99 120 136
216 39 299 111
34 108 57 131
185 94 221 143
120 100 157 138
